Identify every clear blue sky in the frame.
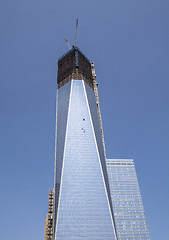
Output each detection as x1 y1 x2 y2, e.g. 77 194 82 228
0 0 169 239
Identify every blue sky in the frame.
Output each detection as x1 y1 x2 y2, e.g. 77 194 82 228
0 0 169 239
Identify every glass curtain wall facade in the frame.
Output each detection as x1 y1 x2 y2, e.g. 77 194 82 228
52 47 150 240
106 159 150 240
53 48 117 240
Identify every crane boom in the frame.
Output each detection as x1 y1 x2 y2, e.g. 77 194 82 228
65 38 71 49
73 18 78 47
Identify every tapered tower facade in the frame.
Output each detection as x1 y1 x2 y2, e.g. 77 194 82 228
53 47 117 239
51 47 150 240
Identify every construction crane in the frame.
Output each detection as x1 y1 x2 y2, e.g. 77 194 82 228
65 18 78 49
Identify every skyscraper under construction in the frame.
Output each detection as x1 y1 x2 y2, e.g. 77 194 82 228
44 46 150 240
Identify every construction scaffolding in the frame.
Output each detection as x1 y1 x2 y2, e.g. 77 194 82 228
44 190 54 240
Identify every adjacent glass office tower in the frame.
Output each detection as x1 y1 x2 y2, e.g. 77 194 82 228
53 47 149 240
106 159 150 239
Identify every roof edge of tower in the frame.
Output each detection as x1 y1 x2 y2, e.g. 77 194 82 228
58 46 90 63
